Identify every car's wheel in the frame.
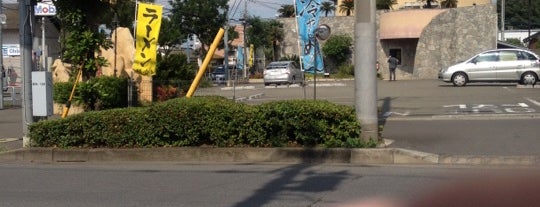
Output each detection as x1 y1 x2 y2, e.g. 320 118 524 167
264 83 269 86
451 72 468 87
520 72 538 86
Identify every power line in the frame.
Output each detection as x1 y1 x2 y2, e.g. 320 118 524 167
229 0 243 19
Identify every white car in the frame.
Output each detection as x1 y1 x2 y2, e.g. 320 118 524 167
438 49 540 86
263 61 304 86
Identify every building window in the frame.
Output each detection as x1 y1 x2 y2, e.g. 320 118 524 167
389 48 402 65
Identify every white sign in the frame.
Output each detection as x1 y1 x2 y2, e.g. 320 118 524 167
32 71 53 116
2 45 20 56
34 2 57 16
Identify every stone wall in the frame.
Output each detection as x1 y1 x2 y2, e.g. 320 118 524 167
278 4 497 80
414 5 497 79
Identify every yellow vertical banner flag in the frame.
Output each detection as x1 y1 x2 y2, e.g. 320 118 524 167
249 44 254 67
134 3 163 76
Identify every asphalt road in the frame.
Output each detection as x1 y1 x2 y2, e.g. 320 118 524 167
0 162 519 207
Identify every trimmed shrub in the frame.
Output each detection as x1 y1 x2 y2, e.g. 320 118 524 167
30 97 376 148
53 76 128 111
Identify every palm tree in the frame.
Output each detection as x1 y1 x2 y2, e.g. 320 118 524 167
339 0 354 16
441 0 458 8
268 20 284 61
376 0 397 10
277 4 295 18
321 1 335 17
421 0 437 8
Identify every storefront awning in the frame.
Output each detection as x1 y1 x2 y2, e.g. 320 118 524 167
379 9 446 40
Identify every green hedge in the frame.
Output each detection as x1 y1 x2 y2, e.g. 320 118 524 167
29 97 377 148
53 76 128 111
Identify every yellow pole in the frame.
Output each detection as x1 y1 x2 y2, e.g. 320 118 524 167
186 28 225 98
61 68 83 118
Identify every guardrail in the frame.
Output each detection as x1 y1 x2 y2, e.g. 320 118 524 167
2 86 20 106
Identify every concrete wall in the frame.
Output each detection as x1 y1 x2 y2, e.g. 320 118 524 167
278 4 497 80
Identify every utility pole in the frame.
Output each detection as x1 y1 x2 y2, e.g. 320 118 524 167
528 0 531 38
355 0 378 142
0 0 4 110
21 0 34 147
243 0 248 79
500 0 504 41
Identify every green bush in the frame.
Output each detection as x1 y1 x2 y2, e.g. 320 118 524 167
335 65 354 78
322 34 353 67
54 76 128 111
53 81 75 104
30 97 377 148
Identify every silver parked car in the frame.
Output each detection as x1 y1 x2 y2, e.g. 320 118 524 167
263 61 304 86
438 48 540 86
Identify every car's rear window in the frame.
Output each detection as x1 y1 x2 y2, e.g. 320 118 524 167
266 63 289 70
499 51 518 61
518 51 538 61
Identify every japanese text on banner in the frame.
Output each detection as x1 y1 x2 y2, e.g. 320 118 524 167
134 3 163 76
296 0 324 73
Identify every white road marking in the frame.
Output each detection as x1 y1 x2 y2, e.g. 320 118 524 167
525 97 540 107
383 111 410 117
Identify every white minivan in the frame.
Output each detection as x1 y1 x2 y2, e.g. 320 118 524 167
263 61 304 86
438 49 540 86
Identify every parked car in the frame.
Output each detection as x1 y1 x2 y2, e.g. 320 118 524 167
263 61 304 86
438 48 540 86
211 65 227 85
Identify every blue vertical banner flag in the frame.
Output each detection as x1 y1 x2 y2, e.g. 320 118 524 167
296 0 324 74
236 46 244 70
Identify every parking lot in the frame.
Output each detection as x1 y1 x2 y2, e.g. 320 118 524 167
198 79 540 119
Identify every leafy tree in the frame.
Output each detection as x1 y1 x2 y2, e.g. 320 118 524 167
246 17 284 61
499 0 540 30
155 53 196 83
245 17 267 49
441 0 458 8
278 4 296 18
113 0 156 30
376 0 397 10
322 34 353 67
53 0 115 80
505 38 525 47
169 0 229 56
321 1 335 17
158 17 185 57
339 0 354 16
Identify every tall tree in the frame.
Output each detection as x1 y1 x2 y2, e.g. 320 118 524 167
158 17 185 57
339 0 354 16
246 17 284 61
277 4 296 18
499 0 540 30
169 0 229 56
420 0 437 8
321 1 335 17
53 0 116 79
441 0 458 8
268 20 284 61
376 0 397 10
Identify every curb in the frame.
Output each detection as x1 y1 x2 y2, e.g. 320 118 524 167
0 147 537 166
